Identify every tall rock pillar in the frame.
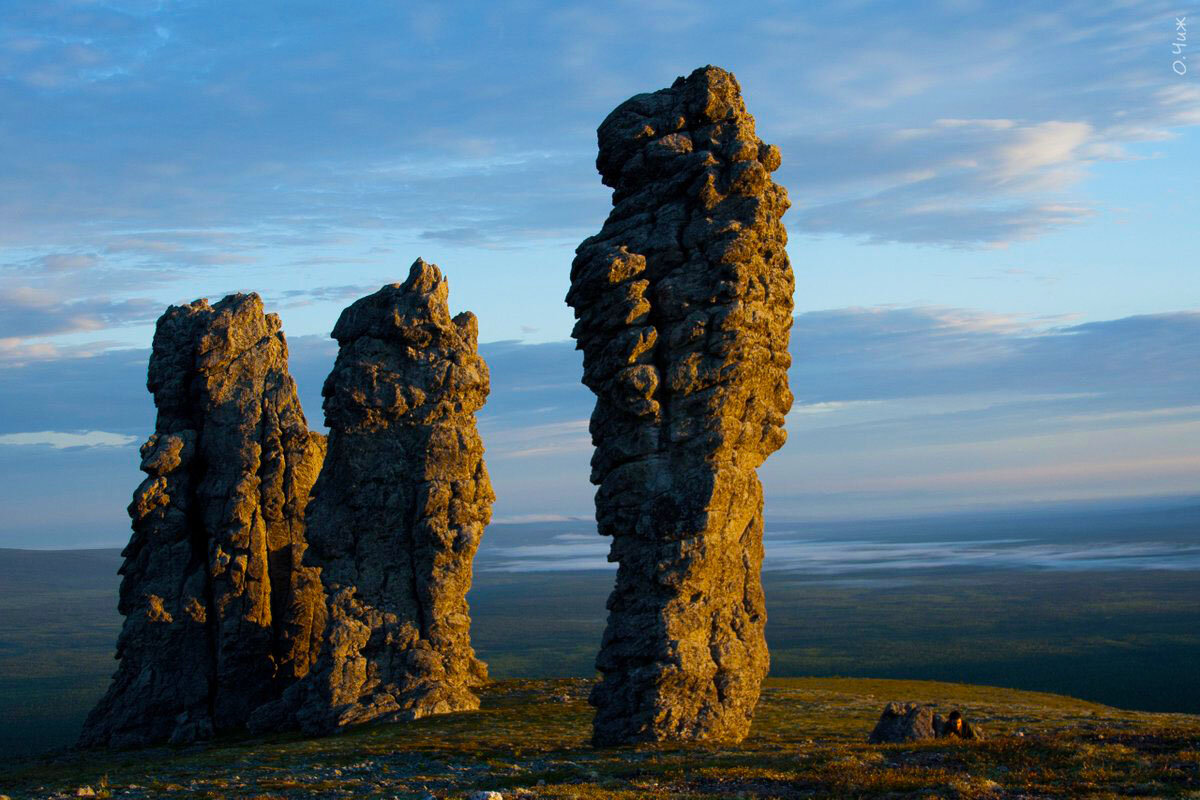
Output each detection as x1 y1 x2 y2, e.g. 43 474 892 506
567 66 794 745
80 294 326 748
294 259 492 733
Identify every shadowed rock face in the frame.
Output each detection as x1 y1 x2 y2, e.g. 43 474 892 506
567 66 794 745
290 259 492 734
79 294 326 749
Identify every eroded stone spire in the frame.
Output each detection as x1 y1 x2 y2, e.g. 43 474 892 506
567 66 794 745
80 294 326 748
288 258 493 733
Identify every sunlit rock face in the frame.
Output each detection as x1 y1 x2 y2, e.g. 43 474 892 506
567 66 794 746
80 294 326 749
288 259 493 734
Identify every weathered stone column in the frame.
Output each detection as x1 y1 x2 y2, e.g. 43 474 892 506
567 66 794 745
80 294 326 748
292 259 492 733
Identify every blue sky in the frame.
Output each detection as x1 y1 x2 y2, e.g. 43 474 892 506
0 0 1197 547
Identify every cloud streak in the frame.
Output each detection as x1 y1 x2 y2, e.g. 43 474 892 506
783 113 1174 245
0 287 160 340
790 307 1200 405
0 430 138 449
477 523 1200 573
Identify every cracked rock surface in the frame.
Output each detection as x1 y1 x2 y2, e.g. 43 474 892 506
283 259 492 734
567 65 794 745
79 294 326 748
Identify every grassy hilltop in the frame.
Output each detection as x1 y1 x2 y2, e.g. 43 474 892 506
2 677 1199 799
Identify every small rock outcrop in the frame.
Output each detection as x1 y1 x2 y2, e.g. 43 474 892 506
285 259 493 733
567 65 794 745
79 294 326 748
868 702 938 743
868 703 985 743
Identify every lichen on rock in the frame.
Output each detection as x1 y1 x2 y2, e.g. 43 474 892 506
284 258 493 734
79 294 326 749
567 65 794 745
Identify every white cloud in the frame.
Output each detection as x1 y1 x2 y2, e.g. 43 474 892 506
489 513 590 524
38 253 99 272
786 114 1142 245
789 401 870 415
482 419 591 459
0 430 138 449
995 120 1093 182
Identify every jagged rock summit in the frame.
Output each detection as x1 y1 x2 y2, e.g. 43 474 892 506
278 258 493 734
79 293 326 749
567 65 794 745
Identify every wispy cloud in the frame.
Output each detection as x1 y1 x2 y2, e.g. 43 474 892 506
0 285 160 339
482 419 591 459
783 113 1177 245
270 283 384 309
0 430 137 449
790 307 1200 405
36 252 99 272
478 522 1200 573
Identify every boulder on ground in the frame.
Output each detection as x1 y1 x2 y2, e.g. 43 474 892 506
869 702 938 743
868 702 985 743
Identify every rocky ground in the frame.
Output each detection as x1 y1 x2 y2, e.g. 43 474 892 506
2 677 1198 799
